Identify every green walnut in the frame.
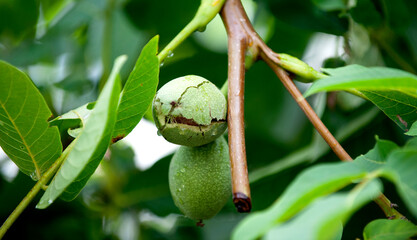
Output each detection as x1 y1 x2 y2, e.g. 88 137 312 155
169 136 231 221
152 75 227 147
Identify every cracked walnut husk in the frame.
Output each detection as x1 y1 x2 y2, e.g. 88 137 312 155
152 75 227 147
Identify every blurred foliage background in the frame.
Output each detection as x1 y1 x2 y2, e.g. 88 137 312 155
0 0 417 239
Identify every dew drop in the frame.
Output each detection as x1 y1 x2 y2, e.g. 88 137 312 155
167 51 174 58
30 172 39 181
159 62 164 67
178 188 182 192
180 168 186 173
48 199 53 204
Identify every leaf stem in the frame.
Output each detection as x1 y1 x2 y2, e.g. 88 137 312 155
99 0 116 90
157 0 226 63
375 194 405 220
0 141 75 239
157 20 200 64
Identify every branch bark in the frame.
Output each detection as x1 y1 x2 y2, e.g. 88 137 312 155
221 0 407 220
221 0 251 212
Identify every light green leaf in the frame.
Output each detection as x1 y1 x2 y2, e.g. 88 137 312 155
354 138 399 172
405 137 417 148
36 56 125 209
112 36 159 142
49 102 95 137
305 65 417 97
0 60 62 181
304 65 417 130
405 121 417 136
264 180 382 240
381 149 417 218
363 219 417 240
232 162 367 240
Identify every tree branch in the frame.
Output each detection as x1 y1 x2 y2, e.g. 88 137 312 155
221 0 407 220
263 58 351 161
221 0 251 213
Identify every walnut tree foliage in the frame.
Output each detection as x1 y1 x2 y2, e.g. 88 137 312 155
0 0 417 239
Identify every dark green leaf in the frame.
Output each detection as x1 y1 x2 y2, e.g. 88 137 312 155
382 0 412 34
232 162 367 240
354 138 399 172
363 219 417 240
0 60 62 180
360 90 417 131
264 180 382 240
36 56 125 209
382 149 417 218
112 36 159 141
0 0 39 41
267 0 348 36
350 0 383 28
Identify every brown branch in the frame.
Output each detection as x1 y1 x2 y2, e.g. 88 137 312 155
263 58 351 161
221 0 407 220
221 0 251 213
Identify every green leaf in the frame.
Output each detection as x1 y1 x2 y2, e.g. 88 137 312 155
304 65 417 131
405 137 417 148
305 65 417 97
363 219 417 240
36 56 125 209
268 0 348 36
0 60 62 181
381 149 417 218
0 0 39 41
264 180 382 240
360 90 417 131
354 138 399 172
405 121 417 136
49 102 95 138
112 36 159 142
311 0 346 11
350 0 383 28
232 162 367 240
